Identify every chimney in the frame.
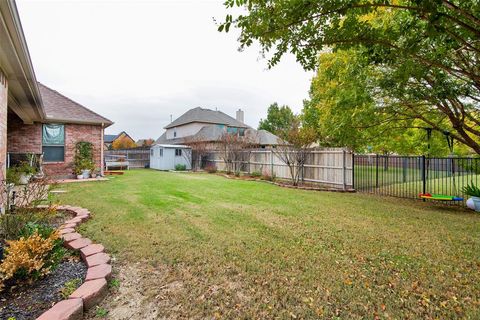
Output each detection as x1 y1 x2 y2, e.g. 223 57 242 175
236 108 244 123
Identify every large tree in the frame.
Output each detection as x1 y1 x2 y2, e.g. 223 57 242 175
219 0 480 154
258 102 296 135
303 49 468 155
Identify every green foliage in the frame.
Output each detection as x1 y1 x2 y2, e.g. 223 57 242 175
175 164 187 171
108 278 120 289
60 278 82 299
220 1 480 154
6 162 37 184
95 307 109 318
462 182 480 197
258 102 296 135
73 142 95 175
303 49 465 155
250 171 261 178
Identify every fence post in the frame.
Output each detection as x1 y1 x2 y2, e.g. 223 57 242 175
270 150 274 176
422 155 426 199
352 152 355 191
375 154 379 189
343 149 347 190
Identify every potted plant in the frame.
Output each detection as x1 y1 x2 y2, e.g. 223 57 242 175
462 182 480 212
73 141 94 179
8 162 37 185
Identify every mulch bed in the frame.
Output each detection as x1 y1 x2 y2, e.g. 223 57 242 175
0 258 87 320
219 173 356 192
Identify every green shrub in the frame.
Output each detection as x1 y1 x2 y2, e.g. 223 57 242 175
251 171 261 178
234 171 241 177
73 142 95 175
175 164 187 171
463 181 480 197
60 278 82 299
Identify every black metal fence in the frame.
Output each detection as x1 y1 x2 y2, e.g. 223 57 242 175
353 154 480 204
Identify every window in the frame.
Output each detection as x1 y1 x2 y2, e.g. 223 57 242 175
239 128 245 137
174 130 177 138
42 124 65 162
175 148 182 157
159 148 163 157
150 149 154 156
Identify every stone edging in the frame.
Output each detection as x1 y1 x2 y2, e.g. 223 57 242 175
36 205 112 320
219 174 356 193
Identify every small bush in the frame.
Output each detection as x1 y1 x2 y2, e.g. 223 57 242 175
251 171 261 178
234 171 241 177
0 226 65 290
175 164 187 171
60 278 82 299
205 165 217 173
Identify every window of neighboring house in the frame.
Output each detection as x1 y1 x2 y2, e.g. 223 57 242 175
227 127 238 134
159 148 163 157
174 130 177 138
42 124 65 162
175 148 182 157
150 149 154 156
239 128 245 137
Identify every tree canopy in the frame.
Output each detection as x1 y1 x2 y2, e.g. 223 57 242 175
258 102 296 135
220 0 480 154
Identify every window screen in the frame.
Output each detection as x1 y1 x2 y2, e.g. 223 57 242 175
42 124 65 162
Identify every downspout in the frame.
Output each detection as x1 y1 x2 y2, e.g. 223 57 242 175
100 123 104 176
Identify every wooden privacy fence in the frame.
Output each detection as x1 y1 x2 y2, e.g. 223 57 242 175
104 148 150 169
205 148 353 190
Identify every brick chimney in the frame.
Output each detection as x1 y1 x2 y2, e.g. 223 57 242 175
236 108 244 123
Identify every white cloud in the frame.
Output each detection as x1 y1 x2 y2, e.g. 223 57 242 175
17 0 313 140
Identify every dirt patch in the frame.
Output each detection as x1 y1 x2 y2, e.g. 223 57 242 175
87 261 251 319
85 262 175 320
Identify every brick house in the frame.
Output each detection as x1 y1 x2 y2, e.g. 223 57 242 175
8 83 113 178
0 0 112 187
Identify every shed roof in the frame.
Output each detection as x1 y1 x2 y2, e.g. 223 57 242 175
165 107 249 129
38 83 113 126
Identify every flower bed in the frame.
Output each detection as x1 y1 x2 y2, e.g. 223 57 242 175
0 205 112 320
35 205 112 320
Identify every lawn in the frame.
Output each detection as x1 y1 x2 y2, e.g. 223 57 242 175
54 170 480 319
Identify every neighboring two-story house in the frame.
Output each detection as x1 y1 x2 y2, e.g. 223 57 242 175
155 107 280 148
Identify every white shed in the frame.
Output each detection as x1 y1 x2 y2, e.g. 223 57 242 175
149 144 192 170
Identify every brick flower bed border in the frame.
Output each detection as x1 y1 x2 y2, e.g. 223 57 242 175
36 205 112 320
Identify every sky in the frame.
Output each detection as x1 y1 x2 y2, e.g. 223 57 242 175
16 0 313 141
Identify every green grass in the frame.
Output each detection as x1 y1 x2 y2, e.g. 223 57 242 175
55 170 480 319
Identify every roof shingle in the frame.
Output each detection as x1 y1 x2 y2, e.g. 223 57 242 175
38 83 113 126
165 107 249 129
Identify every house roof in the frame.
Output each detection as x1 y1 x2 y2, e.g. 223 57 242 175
155 124 282 146
164 107 249 129
38 83 113 127
104 131 136 144
104 134 118 143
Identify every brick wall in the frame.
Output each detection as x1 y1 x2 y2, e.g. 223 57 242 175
0 71 7 183
7 112 42 154
44 124 103 178
7 113 104 178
